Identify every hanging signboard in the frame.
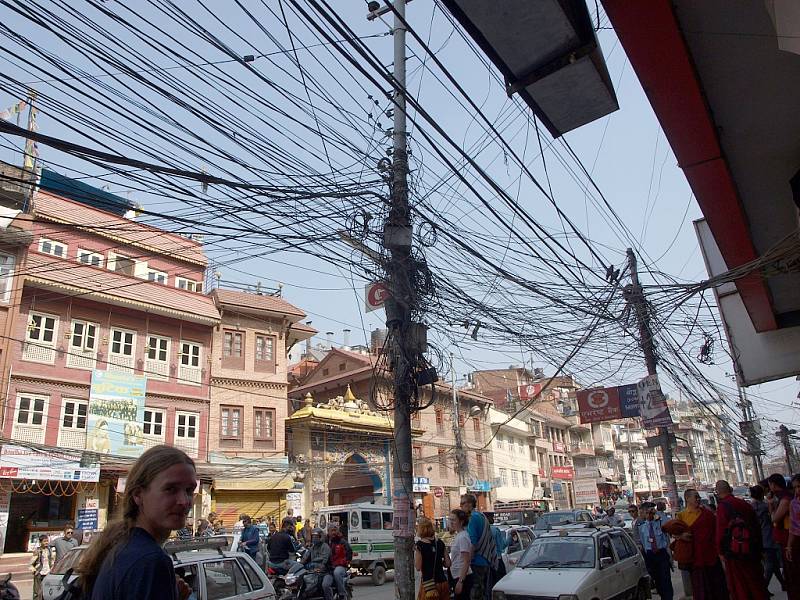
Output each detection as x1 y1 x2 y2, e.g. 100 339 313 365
574 479 600 505
551 466 574 479
87 370 147 457
577 387 621 423
365 282 390 312
0 445 99 482
637 374 673 428
518 383 542 401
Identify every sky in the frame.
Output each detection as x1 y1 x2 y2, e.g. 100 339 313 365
0 0 796 462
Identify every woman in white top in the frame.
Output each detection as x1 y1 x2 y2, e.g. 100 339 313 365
449 509 473 600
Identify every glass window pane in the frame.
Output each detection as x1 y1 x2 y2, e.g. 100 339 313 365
203 559 250 600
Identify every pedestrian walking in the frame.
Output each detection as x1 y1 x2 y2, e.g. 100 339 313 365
50 522 78 563
449 509 473 600
31 534 53 600
301 518 314 547
784 474 800 599
768 473 792 590
638 505 673 600
487 513 506 589
715 480 769 600
751 484 786 591
674 488 727 600
460 494 497 600
79 444 196 600
415 517 450 600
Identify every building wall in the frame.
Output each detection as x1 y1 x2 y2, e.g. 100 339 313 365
491 426 539 502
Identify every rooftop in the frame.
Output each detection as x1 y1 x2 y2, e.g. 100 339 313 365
212 288 306 319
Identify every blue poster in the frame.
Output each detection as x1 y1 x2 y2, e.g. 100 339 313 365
618 384 640 418
77 508 98 530
87 370 147 457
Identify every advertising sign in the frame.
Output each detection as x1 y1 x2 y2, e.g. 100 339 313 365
77 508 99 530
365 282 390 312
574 479 600 506
467 480 492 492
618 384 641 418
413 477 430 493
0 445 99 482
518 383 542 401
552 441 566 453
575 467 600 480
551 466 574 479
88 370 147 457
637 374 673 428
577 387 621 423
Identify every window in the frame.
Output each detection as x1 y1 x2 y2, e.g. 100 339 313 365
145 335 170 380
203 559 250 600
0 252 14 302
237 556 264 591
222 330 244 369
472 417 481 441
438 448 447 478
221 406 242 439
255 335 275 373
475 452 485 479
435 407 444 434
598 535 615 565
361 511 384 530
176 277 202 293
23 313 58 363
17 395 45 425
609 531 636 560
529 446 536 461
39 238 66 258
66 320 98 369
253 408 274 442
62 400 88 430
146 269 167 284
175 411 199 457
412 445 422 461
143 409 164 437
77 249 103 267
110 328 135 356
412 412 421 429
112 253 136 276
500 468 509 487
458 412 465 428
179 341 202 385
511 470 519 487
521 471 529 488
509 437 516 454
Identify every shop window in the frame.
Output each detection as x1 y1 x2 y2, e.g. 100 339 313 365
145 335 170 381
253 408 274 447
39 238 66 258
0 252 14 303
23 313 57 364
255 334 276 373
222 330 244 370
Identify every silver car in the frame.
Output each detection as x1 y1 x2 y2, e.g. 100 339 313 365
492 527 650 600
497 525 536 572
42 536 274 600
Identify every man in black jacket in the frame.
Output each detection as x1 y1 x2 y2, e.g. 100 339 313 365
267 517 299 573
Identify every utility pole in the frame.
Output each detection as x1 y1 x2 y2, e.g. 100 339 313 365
451 353 467 485
626 248 680 509
778 425 797 473
368 2 415 600
626 422 636 500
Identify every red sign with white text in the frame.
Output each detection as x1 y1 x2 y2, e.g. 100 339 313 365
518 383 542 401
551 466 574 480
578 387 622 423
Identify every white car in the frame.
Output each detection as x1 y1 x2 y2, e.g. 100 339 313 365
492 527 650 600
42 536 274 600
497 525 536 572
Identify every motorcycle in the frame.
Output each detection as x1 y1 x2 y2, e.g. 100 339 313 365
279 562 353 600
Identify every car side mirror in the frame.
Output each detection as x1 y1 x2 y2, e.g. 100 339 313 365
600 557 614 569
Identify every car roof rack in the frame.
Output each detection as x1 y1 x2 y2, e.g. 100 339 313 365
163 535 228 559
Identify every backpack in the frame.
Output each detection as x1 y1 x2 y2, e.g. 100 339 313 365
721 505 754 557
54 569 85 600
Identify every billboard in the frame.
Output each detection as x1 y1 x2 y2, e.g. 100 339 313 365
551 466 574 479
577 387 622 423
637 374 673 429
0 445 99 482
574 479 600 506
618 384 641 418
87 370 147 457
518 383 542 401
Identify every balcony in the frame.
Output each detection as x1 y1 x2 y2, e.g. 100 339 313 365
570 442 595 457
594 439 615 454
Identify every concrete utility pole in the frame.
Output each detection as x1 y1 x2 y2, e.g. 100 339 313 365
451 353 468 485
778 425 797 474
738 385 765 481
626 248 680 509
369 2 415 599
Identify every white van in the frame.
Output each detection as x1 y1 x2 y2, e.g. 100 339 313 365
317 503 394 585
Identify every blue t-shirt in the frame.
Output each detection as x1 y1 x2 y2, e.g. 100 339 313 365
467 511 489 568
91 528 177 600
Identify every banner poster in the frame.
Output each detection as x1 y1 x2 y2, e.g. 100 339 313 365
636 374 673 428
577 387 621 423
88 370 147 457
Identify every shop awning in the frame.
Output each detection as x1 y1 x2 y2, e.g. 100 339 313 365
213 476 294 492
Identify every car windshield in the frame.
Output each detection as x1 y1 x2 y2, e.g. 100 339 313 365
52 547 85 575
518 537 595 569
534 512 575 529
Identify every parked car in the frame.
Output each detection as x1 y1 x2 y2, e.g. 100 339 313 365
42 536 274 600
495 525 536 572
492 527 650 600
533 509 596 530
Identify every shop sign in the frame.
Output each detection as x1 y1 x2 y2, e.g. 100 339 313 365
637 374 673 428
518 383 542 401
552 482 563 492
552 441 566 453
365 281 390 312
77 508 99 530
0 445 99 482
433 487 444 498
116 477 127 493
286 492 302 515
618 384 640 418
85 499 99 510
575 467 600 479
532 487 544 499
88 370 147 457
551 466 574 479
574 478 600 505
578 387 622 423
413 477 430 493
467 480 492 492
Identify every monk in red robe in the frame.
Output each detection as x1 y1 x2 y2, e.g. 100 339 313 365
715 480 769 600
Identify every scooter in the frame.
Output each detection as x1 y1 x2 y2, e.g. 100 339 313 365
279 562 353 600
